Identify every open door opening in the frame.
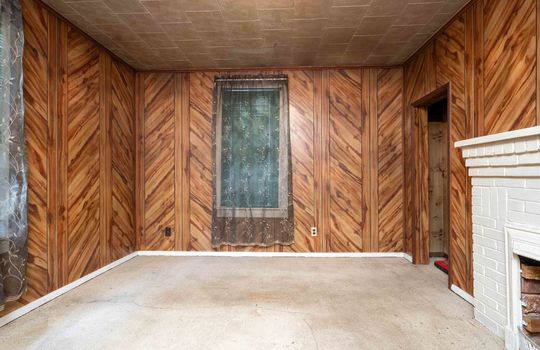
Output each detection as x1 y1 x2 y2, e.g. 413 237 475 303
427 99 449 277
410 84 451 283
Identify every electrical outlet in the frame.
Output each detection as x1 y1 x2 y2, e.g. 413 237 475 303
311 227 317 237
165 227 172 237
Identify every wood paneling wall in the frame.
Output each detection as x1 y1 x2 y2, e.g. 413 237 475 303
4 0 137 315
136 68 404 253
403 0 540 294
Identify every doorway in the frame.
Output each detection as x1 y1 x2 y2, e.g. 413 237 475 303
427 99 449 276
410 84 451 280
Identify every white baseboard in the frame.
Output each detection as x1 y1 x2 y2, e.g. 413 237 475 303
451 284 474 305
138 251 409 259
403 253 413 262
0 252 138 328
0 250 410 328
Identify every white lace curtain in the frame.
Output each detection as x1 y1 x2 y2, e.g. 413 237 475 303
211 75 294 247
0 0 27 310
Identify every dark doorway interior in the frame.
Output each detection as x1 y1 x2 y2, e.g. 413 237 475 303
427 99 449 274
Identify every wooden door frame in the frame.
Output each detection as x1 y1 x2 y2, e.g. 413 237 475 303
410 83 451 267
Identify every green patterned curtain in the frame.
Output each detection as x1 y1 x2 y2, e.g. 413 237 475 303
212 75 294 247
0 0 27 310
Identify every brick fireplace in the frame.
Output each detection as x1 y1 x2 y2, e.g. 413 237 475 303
457 126 540 350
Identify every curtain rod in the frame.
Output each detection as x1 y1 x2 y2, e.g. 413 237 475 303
215 77 288 81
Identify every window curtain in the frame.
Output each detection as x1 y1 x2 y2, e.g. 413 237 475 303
0 0 27 310
211 75 294 247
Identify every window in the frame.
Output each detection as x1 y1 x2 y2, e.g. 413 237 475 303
214 78 288 218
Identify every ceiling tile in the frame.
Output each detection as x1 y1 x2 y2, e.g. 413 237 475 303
43 0 470 69
140 1 190 23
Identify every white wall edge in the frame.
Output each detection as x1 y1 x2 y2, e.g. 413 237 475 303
455 125 540 148
0 250 411 328
0 251 138 328
451 284 474 305
136 251 408 259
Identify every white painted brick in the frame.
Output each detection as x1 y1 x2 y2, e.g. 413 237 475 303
475 312 500 338
474 299 486 314
515 141 527 153
490 188 498 218
493 178 526 188
526 137 540 151
508 188 540 202
470 167 506 177
518 152 540 165
526 178 540 188
485 305 506 326
496 261 506 274
508 199 525 212
475 289 499 310
484 285 507 306
475 271 497 290
466 158 490 167
525 201 540 214
473 215 497 229
473 252 497 270
473 178 496 187
483 247 505 263
473 234 497 250
505 165 540 177
472 224 483 235
472 244 484 255
474 262 485 275
496 282 506 297
479 147 487 156
482 227 503 241
503 142 514 154
459 137 540 340
485 266 506 284
508 210 540 227
490 154 517 166
481 188 490 216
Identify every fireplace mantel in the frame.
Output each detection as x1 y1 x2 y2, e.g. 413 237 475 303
457 126 540 349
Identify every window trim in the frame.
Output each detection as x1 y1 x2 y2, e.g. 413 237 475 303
214 81 288 218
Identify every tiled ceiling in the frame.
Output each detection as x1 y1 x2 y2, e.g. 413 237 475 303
42 0 470 70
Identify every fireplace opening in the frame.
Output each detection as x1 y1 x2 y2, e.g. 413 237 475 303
427 99 449 275
520 256 540 348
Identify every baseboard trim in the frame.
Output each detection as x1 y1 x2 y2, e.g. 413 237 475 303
451 284 474 305
0 250 410 328
0 251 138 328
137 251 409 259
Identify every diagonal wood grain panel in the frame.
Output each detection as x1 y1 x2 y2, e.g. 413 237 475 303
111 60 136 260
328 69 366 252
435 14 470 292
284 70 317 253
376 68 404 252
403 51 427 258
143 73 176 251
483 0 536 134
189 72 216 251
66 28 101 282
21 0 49 301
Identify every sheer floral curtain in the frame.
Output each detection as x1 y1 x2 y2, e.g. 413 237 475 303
211 75 294 247
0 0 27 310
